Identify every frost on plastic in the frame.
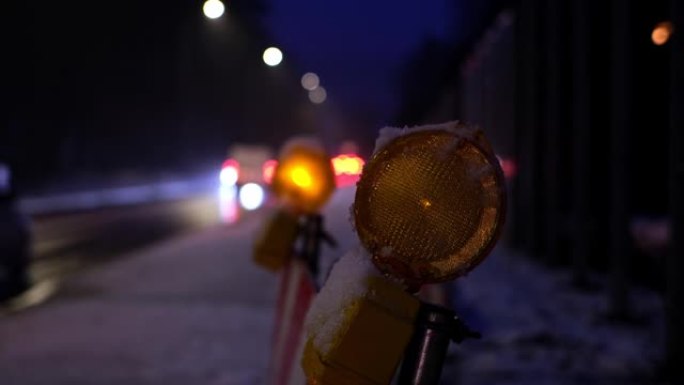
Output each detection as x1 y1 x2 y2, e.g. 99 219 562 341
304 246 380 355
372 121 485 155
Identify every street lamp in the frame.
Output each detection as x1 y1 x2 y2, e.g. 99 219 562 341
308 86 327 104
652 21 674 46
301 72 320 91
203 0 225 20
263 47 283 67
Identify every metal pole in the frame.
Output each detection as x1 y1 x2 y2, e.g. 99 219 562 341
571 0 592 286
398 303 480 385
515 0 541 257
543 0 565 266
608 0 632 318
298 214 336 287
667 0 684 379
300 214 322 278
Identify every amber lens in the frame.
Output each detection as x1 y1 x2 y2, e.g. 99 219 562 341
354 129 505 285
272 146 336 214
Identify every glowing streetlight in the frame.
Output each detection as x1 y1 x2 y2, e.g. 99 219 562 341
652 21 674 46
203 0 225 19
301 72 320 91
308 86 327 104
263 47 283 67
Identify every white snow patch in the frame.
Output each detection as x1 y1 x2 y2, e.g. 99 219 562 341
373 121 481 154
467 163 494 182
304 246 380 355
444 247 666 384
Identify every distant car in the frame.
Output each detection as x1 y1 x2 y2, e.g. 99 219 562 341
220 144 275 211
0 162 31 301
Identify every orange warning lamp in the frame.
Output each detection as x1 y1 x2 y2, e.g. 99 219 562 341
354 126 506 289
271 139 336 214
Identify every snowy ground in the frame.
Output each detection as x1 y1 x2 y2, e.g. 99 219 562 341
0 186 667 384
443 248 665 385
0 211 276 385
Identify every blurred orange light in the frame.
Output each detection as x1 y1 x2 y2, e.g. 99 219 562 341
262 159 278 184
271 144 336 214
652 22 674 46
291 167 313 188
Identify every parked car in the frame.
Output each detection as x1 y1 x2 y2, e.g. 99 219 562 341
0 161 31 301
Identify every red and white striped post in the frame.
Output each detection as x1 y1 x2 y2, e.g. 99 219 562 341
269 258 317 385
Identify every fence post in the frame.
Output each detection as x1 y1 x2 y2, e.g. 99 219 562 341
667 0 684 379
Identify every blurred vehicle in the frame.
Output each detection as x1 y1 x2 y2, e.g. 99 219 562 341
0 161 31 301
218 144 366 221
219 144 275 212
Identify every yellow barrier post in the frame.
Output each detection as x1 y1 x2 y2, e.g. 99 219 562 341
302 122 507 385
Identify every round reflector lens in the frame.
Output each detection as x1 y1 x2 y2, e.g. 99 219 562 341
353 127 506 286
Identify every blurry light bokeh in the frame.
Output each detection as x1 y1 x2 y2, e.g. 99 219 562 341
308 86 327 104
332 153 365 187
218 185 239 224
263 47 283 66
496 156 518 179
239 183 265 210
0 163 10 194
291 167 313 188
271 143 335 214
220 159 240 187
203 0 225 19
652 21 673 46
331 154 364 176
301 72 320 91
262 159 278 184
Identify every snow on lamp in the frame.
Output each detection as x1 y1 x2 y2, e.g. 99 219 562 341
302 122 506 385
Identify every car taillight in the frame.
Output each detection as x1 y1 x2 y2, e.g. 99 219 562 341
262 159 278 184
332 154 365 187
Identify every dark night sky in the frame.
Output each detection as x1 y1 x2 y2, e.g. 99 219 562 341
2 0 498 185
263 0 453 120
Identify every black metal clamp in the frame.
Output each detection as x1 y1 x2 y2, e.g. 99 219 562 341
398 302 481 385
296 214 337 287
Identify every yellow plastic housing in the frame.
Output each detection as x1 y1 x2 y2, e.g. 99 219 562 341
302 277 420 385
253 210 299 271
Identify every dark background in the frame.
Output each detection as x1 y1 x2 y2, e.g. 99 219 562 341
2 0 683 380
